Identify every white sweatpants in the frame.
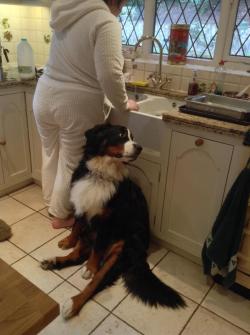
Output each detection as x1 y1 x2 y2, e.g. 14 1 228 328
33 78 105 219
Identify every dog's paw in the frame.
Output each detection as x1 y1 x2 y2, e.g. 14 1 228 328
62 298 75 320
81 265 94 280
58 236 75 250
40 258 56 270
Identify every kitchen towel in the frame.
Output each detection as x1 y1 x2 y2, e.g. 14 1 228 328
202 158 250 287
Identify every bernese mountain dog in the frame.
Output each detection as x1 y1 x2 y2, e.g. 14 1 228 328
41 123 186 319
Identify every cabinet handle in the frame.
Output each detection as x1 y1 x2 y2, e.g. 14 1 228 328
195 138 204 147
0 140 6 145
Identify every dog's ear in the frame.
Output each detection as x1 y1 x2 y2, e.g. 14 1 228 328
84 123 111 142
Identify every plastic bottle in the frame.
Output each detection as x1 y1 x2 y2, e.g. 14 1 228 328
214 60 226 95
17 38 35 80
188 71 199 95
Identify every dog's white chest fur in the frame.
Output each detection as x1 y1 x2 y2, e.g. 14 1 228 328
70 156 128 220
70 176 116 219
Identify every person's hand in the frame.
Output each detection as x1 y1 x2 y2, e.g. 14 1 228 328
126 99 139 111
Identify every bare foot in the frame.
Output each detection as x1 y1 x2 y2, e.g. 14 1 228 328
52 217 75 229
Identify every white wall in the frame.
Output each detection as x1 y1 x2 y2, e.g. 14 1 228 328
0 3 50 67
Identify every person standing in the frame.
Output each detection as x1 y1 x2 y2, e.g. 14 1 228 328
33 0 138 228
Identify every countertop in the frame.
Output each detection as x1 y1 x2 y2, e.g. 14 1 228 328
1 79 249 138
0 78 37 88
162 109 249 137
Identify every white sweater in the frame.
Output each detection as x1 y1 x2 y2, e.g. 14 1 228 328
44 0 128 111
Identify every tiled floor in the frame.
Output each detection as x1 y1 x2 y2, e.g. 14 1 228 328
0 184 249 335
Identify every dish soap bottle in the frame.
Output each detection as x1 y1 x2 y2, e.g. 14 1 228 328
188 71 199 95
17 38 35 80
214 60 225 95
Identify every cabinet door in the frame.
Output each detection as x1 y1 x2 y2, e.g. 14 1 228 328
0 158 4 186
162 131 233 257
0 93 31 186
26 92 42 181
128 157 161 233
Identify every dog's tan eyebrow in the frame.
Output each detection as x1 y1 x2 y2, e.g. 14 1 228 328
127 128 133 141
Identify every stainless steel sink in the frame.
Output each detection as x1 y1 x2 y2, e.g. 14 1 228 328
186 94 250 121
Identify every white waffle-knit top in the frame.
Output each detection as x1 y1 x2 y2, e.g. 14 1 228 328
43 0 128 111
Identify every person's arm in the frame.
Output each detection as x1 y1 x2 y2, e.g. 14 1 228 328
94 20 138 112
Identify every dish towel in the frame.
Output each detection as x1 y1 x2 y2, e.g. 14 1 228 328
202 158 250 288
243 129 250 146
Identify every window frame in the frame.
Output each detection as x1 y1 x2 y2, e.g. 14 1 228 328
122 0 250 70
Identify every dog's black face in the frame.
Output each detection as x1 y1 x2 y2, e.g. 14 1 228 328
84 124 142 162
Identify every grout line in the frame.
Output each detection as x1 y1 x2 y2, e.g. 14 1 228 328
88 312 113 335
8 194 46 212
8 183 36 196
179 303 200 335
201 305 250 333
109 312 145 335
9 211 37 227
150 249 170 270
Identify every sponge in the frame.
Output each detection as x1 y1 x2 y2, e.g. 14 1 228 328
128 81 148 87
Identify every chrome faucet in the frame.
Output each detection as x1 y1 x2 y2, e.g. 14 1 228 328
134 35 165 88
0 38 9 81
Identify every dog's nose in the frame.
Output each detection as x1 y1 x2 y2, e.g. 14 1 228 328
134 143 142 153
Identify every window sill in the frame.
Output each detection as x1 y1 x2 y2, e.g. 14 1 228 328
124 57 250 78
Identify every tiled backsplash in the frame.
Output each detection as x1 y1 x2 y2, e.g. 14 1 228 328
125 60 250 95
0 4 51 67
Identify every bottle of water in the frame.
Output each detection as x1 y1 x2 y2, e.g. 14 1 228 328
17 38 35 80
214 60 226 95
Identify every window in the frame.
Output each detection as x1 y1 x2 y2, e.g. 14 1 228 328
119 0 145 46
120 0 250 66
154 0 221 59
230 0 250 57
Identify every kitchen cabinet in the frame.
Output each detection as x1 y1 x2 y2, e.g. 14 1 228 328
0 92 31 192
128 157 161 235
0 160 4 186
26 91 42 182
161 131 234 258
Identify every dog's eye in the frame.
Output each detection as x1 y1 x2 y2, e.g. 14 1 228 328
119 133 126 138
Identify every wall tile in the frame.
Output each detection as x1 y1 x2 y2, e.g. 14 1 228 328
0 4 50 66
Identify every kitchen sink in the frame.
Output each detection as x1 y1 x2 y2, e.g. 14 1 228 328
137 95 183 117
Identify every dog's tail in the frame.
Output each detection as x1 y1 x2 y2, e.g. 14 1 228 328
122 262 186 309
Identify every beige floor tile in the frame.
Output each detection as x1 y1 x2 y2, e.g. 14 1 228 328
153 252 212 303
49 281 80 305
0 197 34 225
92 314 141 335
0 240 26 264
10 212 64 253
202 284 250 332
38 300 108 335
147 243 168 269
31 231 81 279
113 294 197 335
94 278 128 311
39 208 51 219
9 184 37 196
12 255 63 293
11 184 46 211
182 307 249 335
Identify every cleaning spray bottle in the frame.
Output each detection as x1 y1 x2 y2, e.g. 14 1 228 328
188 71 199 96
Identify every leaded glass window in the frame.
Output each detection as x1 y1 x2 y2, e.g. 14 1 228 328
230 0 250 57
153 0 221 59
119 0 145 46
